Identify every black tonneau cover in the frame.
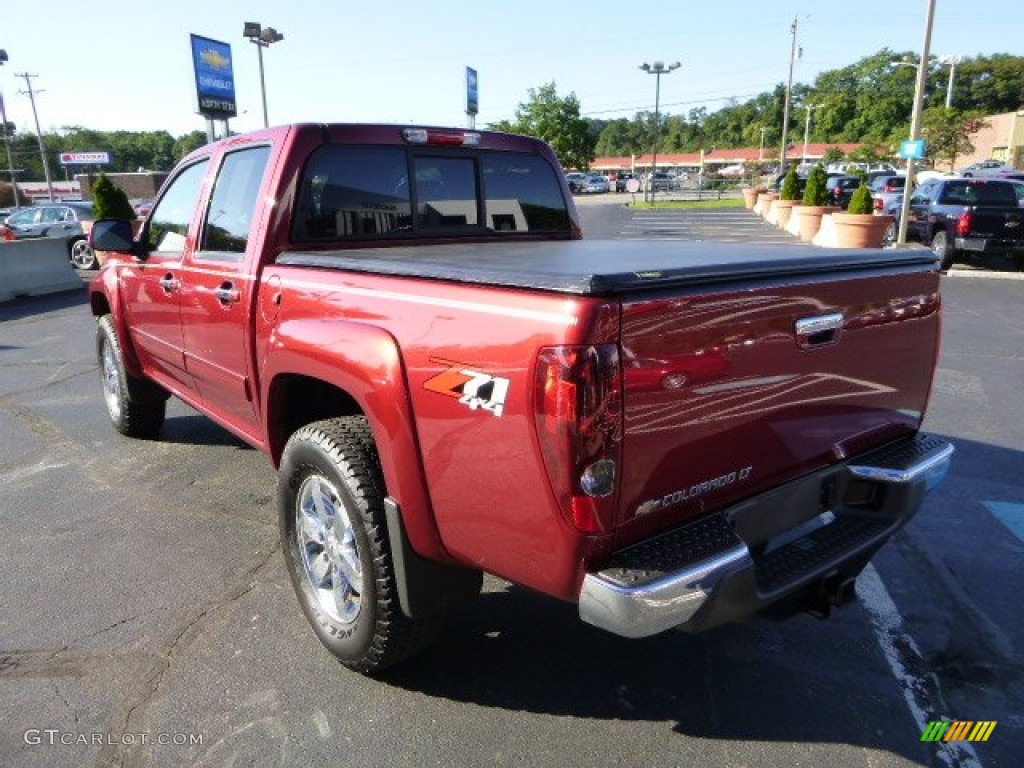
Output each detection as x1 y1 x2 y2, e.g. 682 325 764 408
276 240 939 296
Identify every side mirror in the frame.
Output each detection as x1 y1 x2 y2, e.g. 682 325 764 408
90 219 145 258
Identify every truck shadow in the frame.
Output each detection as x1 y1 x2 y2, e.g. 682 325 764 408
386 587 929 761
158 413 255 450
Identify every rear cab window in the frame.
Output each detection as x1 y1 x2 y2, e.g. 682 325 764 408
292 144 571 242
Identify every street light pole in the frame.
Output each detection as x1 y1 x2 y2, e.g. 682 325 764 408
779 17 798 173
639 60 680 204
243 22 284 129
0 49 21 207
802 104 816 166
942 55 959 109
896 0 936 247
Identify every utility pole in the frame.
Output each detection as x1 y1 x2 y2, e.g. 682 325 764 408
0 49 21 207
15 72 54 202
779 17 798 173
896 0 936 247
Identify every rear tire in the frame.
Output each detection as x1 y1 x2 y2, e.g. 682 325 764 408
931 230 955 271
96 315 167 437
278 416 441 674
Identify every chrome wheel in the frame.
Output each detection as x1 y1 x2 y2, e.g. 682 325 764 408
296 474 363 625
101 337 123 422
70 238 97 270
881 222 897 248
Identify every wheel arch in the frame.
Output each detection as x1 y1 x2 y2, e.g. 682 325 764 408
90 279 147 380
262 326 450 564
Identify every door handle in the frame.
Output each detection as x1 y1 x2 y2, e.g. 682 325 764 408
215 283 241 305
158 274 180 292
795 313 844 349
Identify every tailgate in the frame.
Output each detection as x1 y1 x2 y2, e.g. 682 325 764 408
616 267 941 539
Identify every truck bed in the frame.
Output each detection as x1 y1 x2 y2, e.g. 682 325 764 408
276 240 940 296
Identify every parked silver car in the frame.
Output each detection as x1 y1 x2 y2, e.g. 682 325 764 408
582 174 610 194
959 160 1024 180
3 202 98 269
869 174 907 219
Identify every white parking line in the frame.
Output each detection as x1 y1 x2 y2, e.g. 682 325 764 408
858 564 983 768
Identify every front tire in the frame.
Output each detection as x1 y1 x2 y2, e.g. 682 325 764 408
96 315 166 437
931 230 955 271
278 417 441 674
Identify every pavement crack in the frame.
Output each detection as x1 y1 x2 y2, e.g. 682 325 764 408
103 544 281 767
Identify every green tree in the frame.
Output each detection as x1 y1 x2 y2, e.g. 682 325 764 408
493 82 595 170
922 107 987 171
92 173 136 220
172 131 208 162
822 146 846 165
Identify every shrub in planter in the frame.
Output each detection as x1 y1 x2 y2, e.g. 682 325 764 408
780 166 801 201
847 183 874 215
830 181 893 248
802 164 829 207
92 174 136 221
797 164 832 241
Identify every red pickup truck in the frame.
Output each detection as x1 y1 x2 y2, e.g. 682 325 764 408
89 124 953 674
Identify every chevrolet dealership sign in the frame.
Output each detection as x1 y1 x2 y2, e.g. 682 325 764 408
59 152 111 165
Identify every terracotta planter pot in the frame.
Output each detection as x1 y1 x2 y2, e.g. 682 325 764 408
786 206 806 237
830 213 895 248
797 205 838 242
754 192 777 216
742 186 767 209
773 199 798 229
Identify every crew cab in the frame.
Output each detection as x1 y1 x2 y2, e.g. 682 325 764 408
905 177 1024 269
88 124 953 674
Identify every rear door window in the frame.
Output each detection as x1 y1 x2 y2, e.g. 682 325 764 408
199 145 271 259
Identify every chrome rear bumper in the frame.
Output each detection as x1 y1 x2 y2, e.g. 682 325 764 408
579 433 953 638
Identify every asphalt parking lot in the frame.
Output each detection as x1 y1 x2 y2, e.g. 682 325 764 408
1 208 1022 767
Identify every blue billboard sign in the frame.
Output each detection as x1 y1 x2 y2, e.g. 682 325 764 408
190 34 237 119
466 67 478 116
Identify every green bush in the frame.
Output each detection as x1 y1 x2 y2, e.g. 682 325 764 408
780 166 801 201
802 164 829 207
92 174 136 220
847 184 874 214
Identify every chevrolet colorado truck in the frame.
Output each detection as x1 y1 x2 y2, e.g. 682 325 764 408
88 124 953 674
905 176 1024 269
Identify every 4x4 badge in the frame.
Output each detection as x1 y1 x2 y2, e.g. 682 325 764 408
424 359 510 417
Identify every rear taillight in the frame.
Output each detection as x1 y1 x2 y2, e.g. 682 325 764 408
957 212 973 236
534 344 622 533
873 197 883 212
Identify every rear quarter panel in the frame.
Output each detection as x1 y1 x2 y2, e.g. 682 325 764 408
259 265 614 599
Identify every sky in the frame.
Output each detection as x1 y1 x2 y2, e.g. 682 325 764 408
1 1 1021 142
